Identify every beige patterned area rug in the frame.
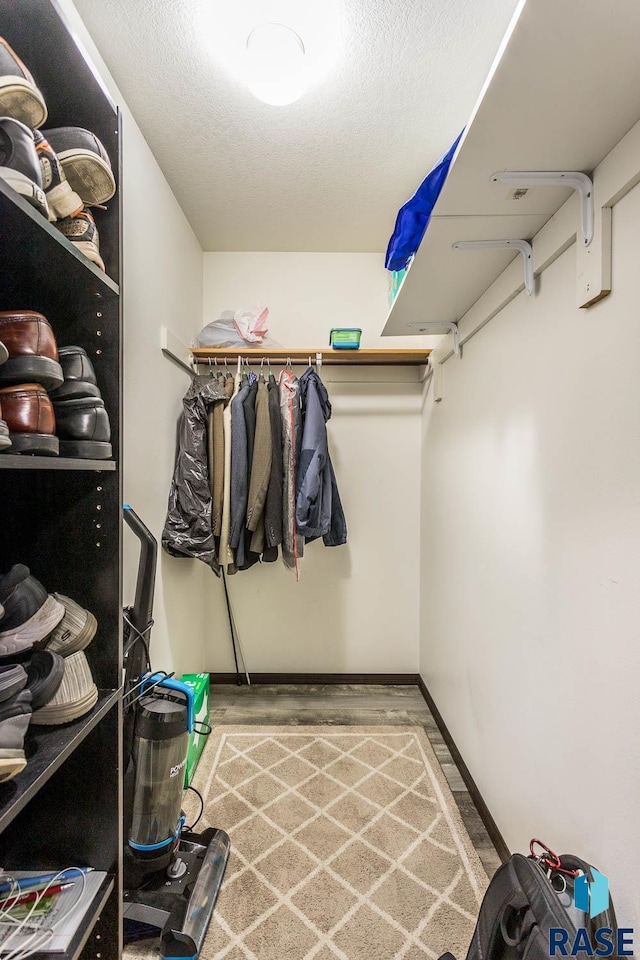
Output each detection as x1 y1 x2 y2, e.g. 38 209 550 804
186 725 488 960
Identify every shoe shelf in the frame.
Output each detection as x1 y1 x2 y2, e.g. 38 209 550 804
0 1 124 955
0 688 121 834
0 180 119 310
30 871 116 960
0 455 117 471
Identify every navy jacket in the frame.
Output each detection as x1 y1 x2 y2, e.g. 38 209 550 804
296 368 347 546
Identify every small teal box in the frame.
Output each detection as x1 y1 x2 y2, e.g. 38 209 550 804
329 328 362 349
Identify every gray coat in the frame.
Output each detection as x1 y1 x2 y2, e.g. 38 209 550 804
279 370 304 571
162 375 228 572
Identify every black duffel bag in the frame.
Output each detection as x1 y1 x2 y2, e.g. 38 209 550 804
441 840 622 960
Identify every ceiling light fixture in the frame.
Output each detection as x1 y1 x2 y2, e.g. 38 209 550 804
200 1 344 105
245 22 307 106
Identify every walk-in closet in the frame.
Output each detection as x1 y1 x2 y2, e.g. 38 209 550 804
0 0 638 958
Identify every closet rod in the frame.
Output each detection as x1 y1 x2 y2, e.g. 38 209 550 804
191 348 431 367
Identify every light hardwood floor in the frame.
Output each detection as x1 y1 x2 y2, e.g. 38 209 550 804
210 682 504 878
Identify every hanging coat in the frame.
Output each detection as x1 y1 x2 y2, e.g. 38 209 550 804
297 366 347 546
162 375 228 572
262 373 283 562
279 369 304 574
247 377 272 554
239 377 260 571
229 379 251 569
219 371 241 568
207 373 228 537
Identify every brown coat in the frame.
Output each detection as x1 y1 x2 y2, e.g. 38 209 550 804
207 374 232 536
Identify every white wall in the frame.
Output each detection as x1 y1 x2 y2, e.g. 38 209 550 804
61 2 207 674
420 183 640 928
201 253 423 673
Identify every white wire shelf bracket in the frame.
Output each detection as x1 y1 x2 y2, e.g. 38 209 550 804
452 239 533 296
406 322 460 357
491 171 594 246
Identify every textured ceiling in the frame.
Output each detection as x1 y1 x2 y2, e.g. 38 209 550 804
74 0 521 251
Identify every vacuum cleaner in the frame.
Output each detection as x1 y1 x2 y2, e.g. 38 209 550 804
121 504 230 960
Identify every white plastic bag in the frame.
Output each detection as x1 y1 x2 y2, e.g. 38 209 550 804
194 306 281 349
234 305 268 343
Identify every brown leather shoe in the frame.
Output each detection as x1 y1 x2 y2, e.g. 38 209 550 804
0 311 63 391
0 397 10 451
0 384 58 456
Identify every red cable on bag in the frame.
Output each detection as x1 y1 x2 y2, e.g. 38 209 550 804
530 839 580 877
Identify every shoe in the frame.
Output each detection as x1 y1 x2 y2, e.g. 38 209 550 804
0 567 65 656
0 37 47 127
0 563 29 602
0 117 48 218
40 594 97 656
54 209 105 272
0 311 63 391
31 651 98 725
33 129 83 221
42 127 115 205
0 398 10 451
0 688 32 782
49 346 101 401
0 663 27 702
25 650 65 710
53 396 111 459
0 384 59 456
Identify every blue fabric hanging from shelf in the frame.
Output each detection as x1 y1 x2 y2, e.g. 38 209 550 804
385 129 464 273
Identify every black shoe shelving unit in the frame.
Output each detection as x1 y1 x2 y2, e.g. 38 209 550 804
0 2 123 959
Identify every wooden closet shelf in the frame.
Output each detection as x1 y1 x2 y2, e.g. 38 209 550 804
191 348 431 366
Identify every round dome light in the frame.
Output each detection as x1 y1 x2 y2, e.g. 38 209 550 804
245 22 307 106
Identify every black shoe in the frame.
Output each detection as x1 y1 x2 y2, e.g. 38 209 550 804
53 396 112 459
54 208 105 271
0 117 49 218
25 650 65 710
0 563 30 602
49 346 102 401
0 688 32 783
42 127 115 205
34 129 83 221
0 36 47 127
0 567 65 656
0 663 27 702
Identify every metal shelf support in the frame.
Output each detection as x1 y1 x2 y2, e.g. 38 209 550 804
406 321 460 357
491 171 594 246
452 239 534 295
